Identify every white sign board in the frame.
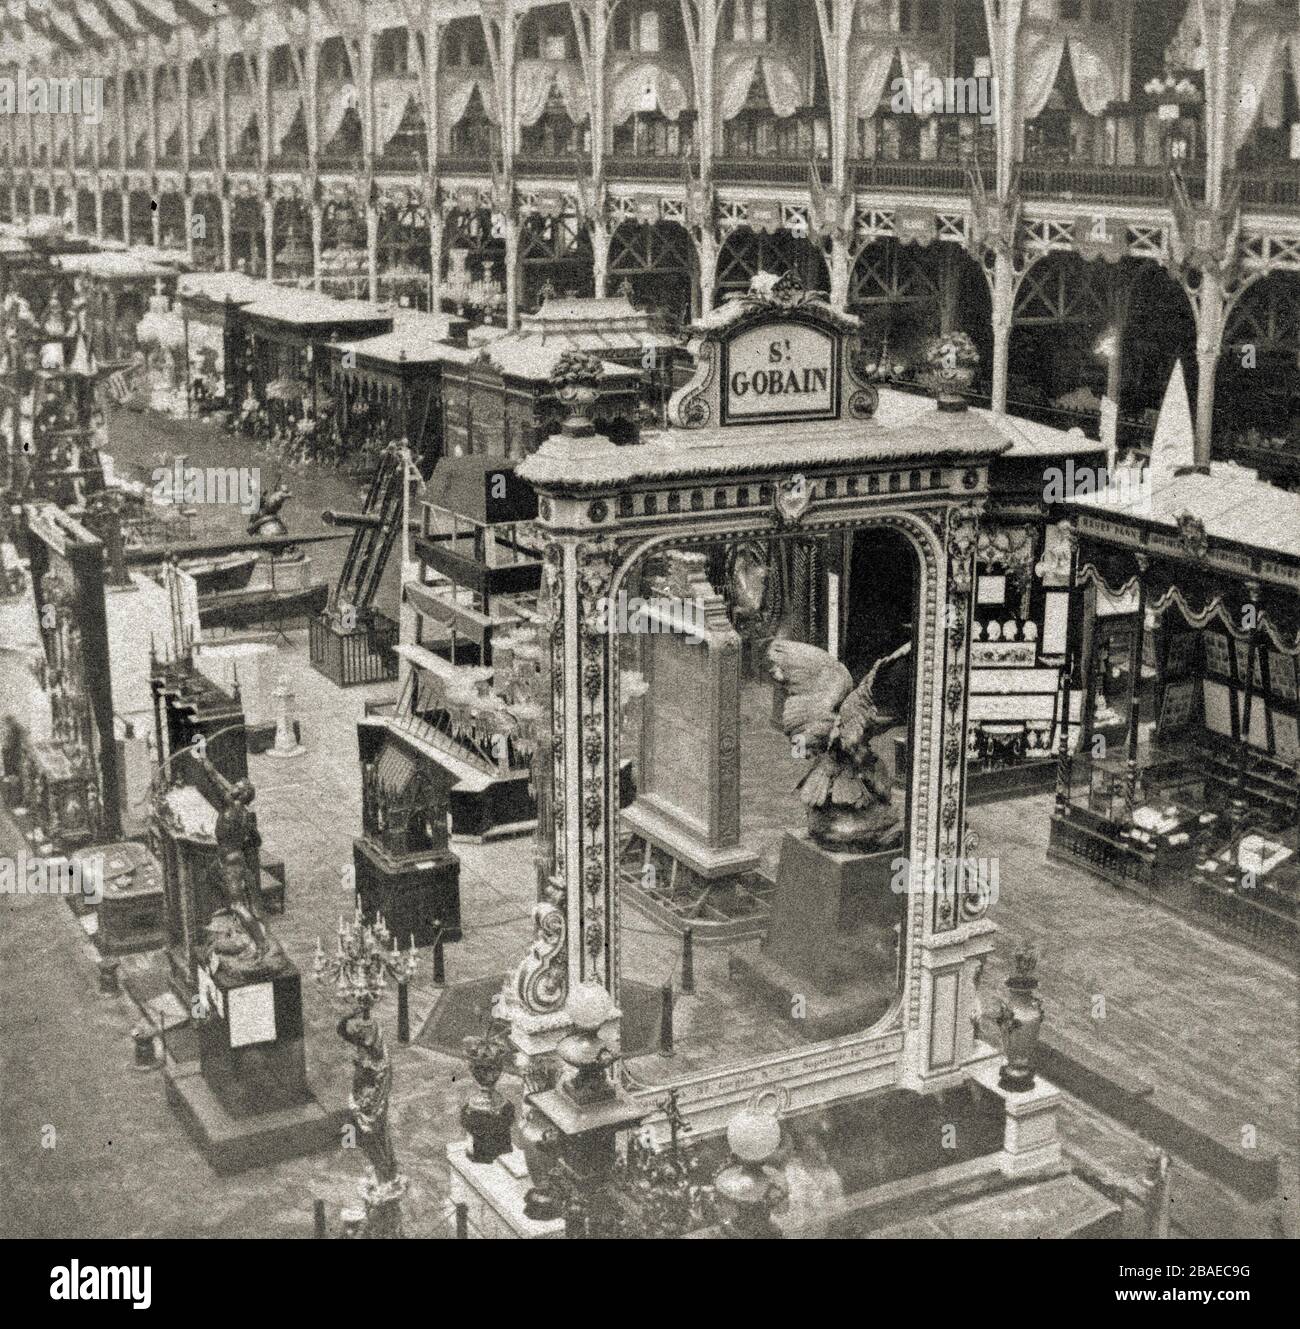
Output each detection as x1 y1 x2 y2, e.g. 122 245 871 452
227 981 277 1048
722 320 838 425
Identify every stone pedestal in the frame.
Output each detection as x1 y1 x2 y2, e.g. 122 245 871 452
446 1143 565 1239
968 1056 1064 1178
353 837 462 947
731 832 903 1040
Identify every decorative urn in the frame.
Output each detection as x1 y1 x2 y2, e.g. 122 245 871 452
995 944 1044 1092
517 1066 564 1221
713 1098 788 1239
920 332 980 412
557 982 619 1107
460 1028 516 1164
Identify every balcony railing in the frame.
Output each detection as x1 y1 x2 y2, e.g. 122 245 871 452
318 151 364 173
1237 166 1300 212
227 150 260 169
268 152 308 172
714 156 831 185
852 157 980 194
438 153 492 176
514 153 591 179
605 154 690 182
1017 161 1197 204
375 147 427 173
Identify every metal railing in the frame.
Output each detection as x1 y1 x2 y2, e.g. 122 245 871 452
1018 161 1190 204
852 157 979 194
1237 166 1300 212
438 153 492 176
605 154 691 182
714 156 831 185
514 153 592 178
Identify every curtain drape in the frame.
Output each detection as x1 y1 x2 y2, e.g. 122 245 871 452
1229 18 1295 151
1018 26 1122 119
718 51 805 120
513 61 589 125
189 98 216 152
608 60 691 123
316 82 352 148
443 76 499 125
226 90 258 141
374 78 420 150
271 87 303 150
850 0 947 120
157 98 183 151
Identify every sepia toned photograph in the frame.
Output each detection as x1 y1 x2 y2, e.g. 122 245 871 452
0 0 1294 1285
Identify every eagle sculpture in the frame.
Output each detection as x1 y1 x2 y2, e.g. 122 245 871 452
768 638 911 852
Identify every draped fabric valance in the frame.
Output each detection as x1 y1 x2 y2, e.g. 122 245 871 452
1018 25 1125 118
1228 18 1300 153
608 59 692 123
226 90 259 141
374 78 422 151
157 98 183 151
1078 562 1300 656
271 87 304 149
318 80 356 148
515 59 590 126
718 50 806 121
851 0 947 120
443 75 499 125
189 98 216 151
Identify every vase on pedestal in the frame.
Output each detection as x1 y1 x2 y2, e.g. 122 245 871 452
996 944 1044 1092
460 1030 515 1164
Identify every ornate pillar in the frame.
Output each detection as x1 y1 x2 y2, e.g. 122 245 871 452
1193 268 1227 465
503 211 520 329
590 215 609 298
827 231 851 312
366 202 379 303
989 249 1015 415
428 205 444 313
1124 554 1149 812
183 194 195 262
695 227 719 317
263 196 276 282
121 187 131 244
94 187 104 240
311 201 323 292
220 194 233 270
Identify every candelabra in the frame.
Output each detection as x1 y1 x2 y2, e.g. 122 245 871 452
314 904 418 1237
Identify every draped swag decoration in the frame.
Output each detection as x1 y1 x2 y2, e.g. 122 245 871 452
226 90 259 142
1017 0 1126 119
608 58 692 122
515 59 590 126
443 75 500 125
318 81 356 149
1078 562 1300 656
851 0 947 121
718 51 807 120
189 98 217 152
271 87 304 150
373 77 422 151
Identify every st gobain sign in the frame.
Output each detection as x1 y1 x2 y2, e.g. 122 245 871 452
721 319 839 425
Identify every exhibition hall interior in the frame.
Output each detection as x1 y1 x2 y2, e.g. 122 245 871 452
0 0 1297 1246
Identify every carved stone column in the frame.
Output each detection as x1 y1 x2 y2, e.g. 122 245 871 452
989 249 1015 415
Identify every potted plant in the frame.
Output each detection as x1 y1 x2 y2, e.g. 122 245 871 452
920 332 980 411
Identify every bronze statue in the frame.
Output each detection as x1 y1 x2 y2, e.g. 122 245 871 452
768 638 912 852
338 1006 404 1237
204 764 281 968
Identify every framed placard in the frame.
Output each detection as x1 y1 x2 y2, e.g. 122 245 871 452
1159 679 1196 734
227 981 277 1048
721 319 839 425
1203 631 1231 676
1233 639 1264 687
1268 651 1298 701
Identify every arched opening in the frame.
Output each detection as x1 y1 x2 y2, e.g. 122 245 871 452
717 225 829 301
320 197 367 298
440 205 507 319
101 190 123 241
273 197 313 286
190 193 223 271
157 194 186 252
377 201 432 309
225 54 260 167
519 210 595 311
229 196 265 276
614 521 920 1083
189 60 218 165
441 18 498 162
607 219 696 328
128 190 153 242
1218 271 1300 469
516 3 590 165
269 45 307 168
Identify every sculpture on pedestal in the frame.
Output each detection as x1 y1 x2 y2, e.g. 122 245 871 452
314 906 417 1236
460 1025 515 1164
996 945 1044 1093
768 638 911 852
